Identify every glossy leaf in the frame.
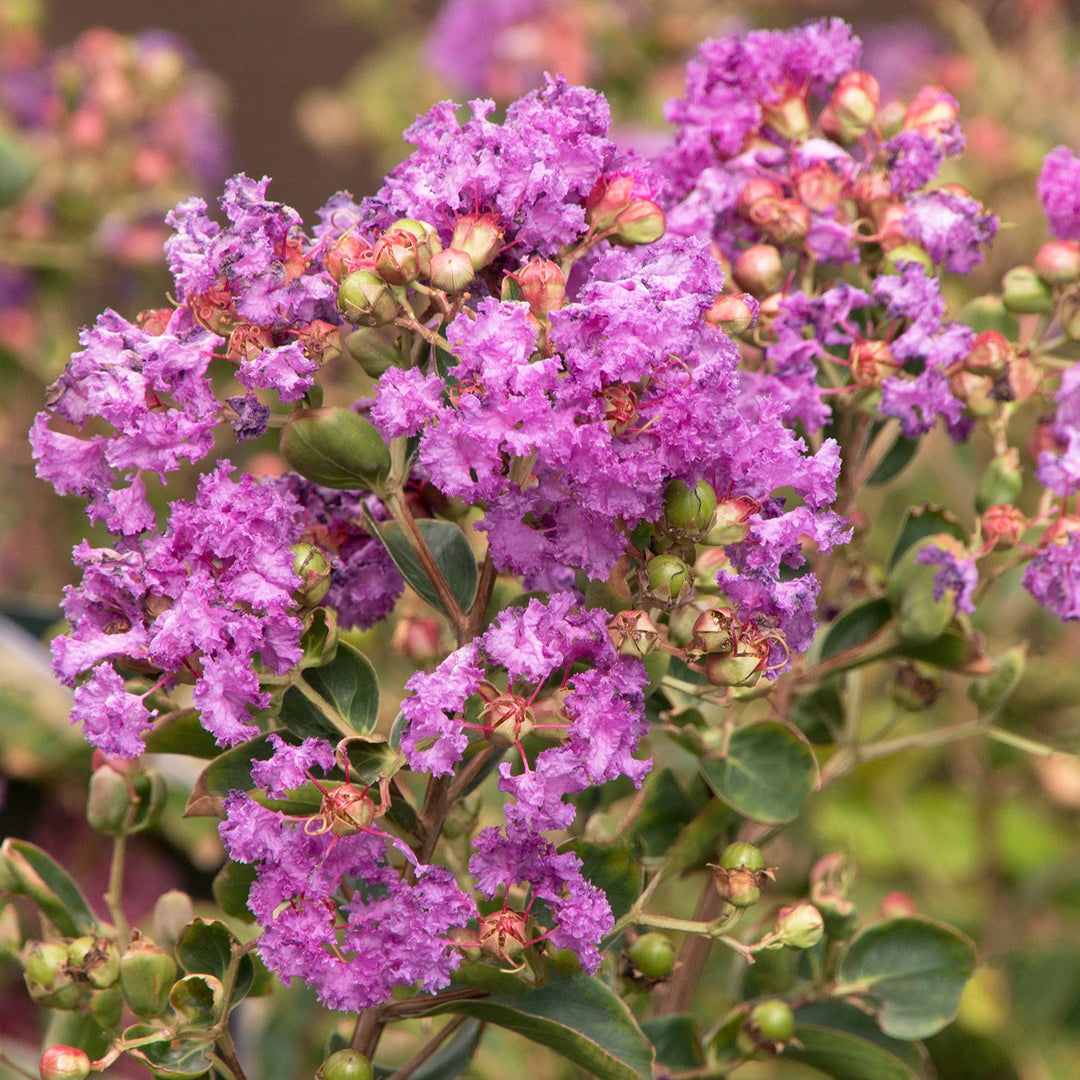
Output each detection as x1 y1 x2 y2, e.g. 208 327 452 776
377 519 478 615
819 599 893 662
888 506 967 569
838 917 977 1039
699 722 818 824
281 641 380 739
0 838 99 937
641 1015 703 1070
212 860 256 923
630 767 701 857
176 918 254 1004
426 972 653 1080
784 1024 920 1080
398 1018 483 1080
566 840 643 921
143 709 220 758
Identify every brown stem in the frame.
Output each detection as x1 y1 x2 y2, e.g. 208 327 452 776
465 550 498 640
350 1008 385 1057
387 1015 471 1080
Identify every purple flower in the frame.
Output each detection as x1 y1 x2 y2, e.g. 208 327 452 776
1023 531 1080 620
884 125 964 195
904 189 997 272
249 735 337 800
917 542 978 615
1038 147 1080 241
1036 365 1080 495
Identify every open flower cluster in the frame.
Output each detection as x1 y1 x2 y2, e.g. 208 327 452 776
29 16 1080 1027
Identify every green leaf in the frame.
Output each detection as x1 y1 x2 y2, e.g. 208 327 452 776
566 841 643 921
664 798 737 874
783 1024 920 1080
124 1023 216 1078
699 723 818 824
426 972 654 1080
838 917 977 1039
0 838 99 937
143 710 221 758
280 407 391 490
888 506 967 569
176 919 254 1005
281 642 380 738
393 1018 483 1080
629 767 701 857
299 607 339 669
819 599 893 662
866 431 918 487
170 973 222 1027
212 861 256 923
186 734 277 817
377 519 478 614
641 1015 703 1070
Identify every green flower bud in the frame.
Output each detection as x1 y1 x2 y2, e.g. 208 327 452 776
611 199 666 245
883 243 934 276
450 212 504 270
89 985 124 1028
280 407 391 491
1001 265 1054 314
719 842 765 872
337 269 400 327
24 940 86 1007
86 766 134 834
292 543 332 607
773 902 825 949
968 646 1025 713
119 939 178 1018
748 999 796 1045
628 932 676 979
317 1049 374 1080
975 450 1023 515
710 843 774 908
38 1045 91 1080
67 935 120 989
152 890 196 950
664 479 717 536
644 554 693 604
732 244 784 297
702 650 765 688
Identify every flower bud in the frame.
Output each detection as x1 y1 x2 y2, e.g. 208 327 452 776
762 90 811 141
705 293 758 336
86 765 135 834
478 909 529 960
509 258 566 318
280 407 391 491
119 938 178 1018
975 450 1022 514
850 340 897 388
451 212 504 270
702 646 767 688
774 902 825 949
980 504 1026 549
968 646 1025 713
67 935 120 989
664 479 717 536
391 613 442 667
794 162 845 211
343 326 409 378
644 554 693 604
710 843 774 907
152 890 196 950
337 269 400 327
877 892 919 920
745 999 796 1051
964 330 1010 377
747 197 810 248
390 218 442 275
628 932 676 980
732 245 785 297
24 940 85 1008
690 608 735 656
608 610 659 659
585 174 636 232
291 543 332 607
429 247 476 293
874 204 909 251
810 852 858 939
705 494 758 545
373 229 423 285
317 1049 374 1080
831 70 880 132
38 1046 91 1080
1002 265 1054 314
737 177 785 222
323 229 372 283
903 85 959 141
612 199 666 245
892 663 940 711
853 172 892 220
1034 239 1080 284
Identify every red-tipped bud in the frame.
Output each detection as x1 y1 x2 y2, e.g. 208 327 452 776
451 212 504 270
774 902 825 949
1034 239 1080 285
737 177 785 222
794 162 845 211
831 70 880 131
428 247 475 293
586 173 636 232
964 330 1010 376
510 258 566 318
612 199 666 245
39 1046 91 1080
706 292 759 336
373 228 423 285
392 613 442 667
732 244 785 297
850 339 898 388
324 229 372 283
980 504 1027 549
903 85 960 141
853 172 892 219
747 198 810 248
705 494 759 545
877 891 919 920
874 203 909 251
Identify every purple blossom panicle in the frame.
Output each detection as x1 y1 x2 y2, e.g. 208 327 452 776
883 126 963 195
1023 532 1080 621
917 543 978 615
52 463 303 754
1038 147 1080 241
219 793 476 1012
904 190 998 272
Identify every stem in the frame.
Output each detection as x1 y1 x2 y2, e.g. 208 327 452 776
654 880 728 1015
387 1015 470 1080
0 1051 38 1080
105 831 131 948
351 1009 385 1058
465 550 498 640
214 1035 249 1080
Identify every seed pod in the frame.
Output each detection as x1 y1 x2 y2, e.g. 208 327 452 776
119 939 178 1018
317 1049 374 1080
628 932 676 979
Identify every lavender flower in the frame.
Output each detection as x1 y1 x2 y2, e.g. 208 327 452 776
1038 147 1080 241
1023 531 1080 621
904 189 998 273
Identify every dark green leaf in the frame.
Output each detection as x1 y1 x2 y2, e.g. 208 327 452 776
400 1018 483 1080
630 768 701 857
699 723 818 824
819 599 893 662
212 861 256 923
186 735 277 817
783 1024 920 1080
0 838 99 936
641 1015 703 1070
176 919 254 1004
866 432 919 486
664 798 737 874
299 607 339 669
838 917 977 1039
566 841 643 921
426 972 653 1080
793 1001 923 1071
377 519 478 615
888 506 967 569
280 407 391 490
144 710 221 758
281 642 380 738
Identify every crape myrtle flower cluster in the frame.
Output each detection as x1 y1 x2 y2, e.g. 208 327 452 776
30 15 1080 1019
